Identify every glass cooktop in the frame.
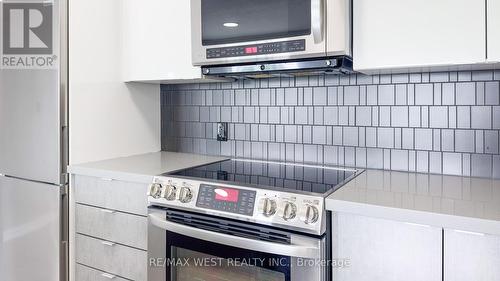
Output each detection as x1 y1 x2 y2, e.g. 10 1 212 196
167 159 358 196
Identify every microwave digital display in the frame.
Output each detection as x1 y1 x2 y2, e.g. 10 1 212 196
244 47 258 54
206 39 305 59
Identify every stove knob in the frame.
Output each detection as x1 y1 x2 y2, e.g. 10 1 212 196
281 202 297 221
160 184 177 201
147 183 162 198
302 205 319 224
259 198 277 217
178 186 193 203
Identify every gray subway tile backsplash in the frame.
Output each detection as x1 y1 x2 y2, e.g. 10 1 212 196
415 83 433 105
471 154 493 177
391 107 409 127
455 130 475 153
356 107 372 126
494 106 500 129
456 82 476 105
494 156 500 178
161 71 500 179
471 106 492 129
485 82 500 105
378 85 395 105
485 130 499 154
377 128 395 148
429 106 448 128
415 129 433 151
379 106 391 127
442 152 462 176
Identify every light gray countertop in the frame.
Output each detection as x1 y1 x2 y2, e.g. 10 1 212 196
67 151 227 183
69 153 500 235
326 169 500 235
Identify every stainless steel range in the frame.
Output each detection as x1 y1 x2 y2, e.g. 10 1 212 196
147 159 360 281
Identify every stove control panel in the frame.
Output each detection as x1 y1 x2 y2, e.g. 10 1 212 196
196 184 256 216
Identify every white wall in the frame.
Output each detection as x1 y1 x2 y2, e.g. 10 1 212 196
69 0 161 164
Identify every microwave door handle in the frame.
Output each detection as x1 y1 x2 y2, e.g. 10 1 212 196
311 0 325 43
149 213 320 259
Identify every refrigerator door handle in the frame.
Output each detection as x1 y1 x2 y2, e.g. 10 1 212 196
101 241 116 247
101 273 117 279
100 209 117 214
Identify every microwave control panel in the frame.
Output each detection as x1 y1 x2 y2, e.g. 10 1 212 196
196 184 256 216
206 39 305 59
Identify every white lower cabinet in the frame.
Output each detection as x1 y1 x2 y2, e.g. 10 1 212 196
76 264 130 281
72 175 149 281
332 213 442 281
76 234 147 281
74 175 148 215
75 204 148 250
444 229 500 281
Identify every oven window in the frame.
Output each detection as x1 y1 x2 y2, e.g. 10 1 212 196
172 248 285 281
166 231 291 281
201 0 311 46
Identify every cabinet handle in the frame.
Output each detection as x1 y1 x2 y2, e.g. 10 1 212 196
101 273 116 279
101 241 116 247
100 209 116 214
101 178 114 181
404 222 431 228
454 229 485 236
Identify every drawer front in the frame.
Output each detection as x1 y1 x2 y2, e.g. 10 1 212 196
74 175 148 215
76 204 147 250
76 234 147 281
76 264 129 281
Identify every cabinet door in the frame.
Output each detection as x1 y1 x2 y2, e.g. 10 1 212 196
354 0 486 72
444 229 500 281
332 213 442 281
488 0 500 62
122 0 202 82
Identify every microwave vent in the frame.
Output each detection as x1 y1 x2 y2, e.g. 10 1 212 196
201 56 353 79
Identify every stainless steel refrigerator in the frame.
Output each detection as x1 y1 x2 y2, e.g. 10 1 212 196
0 0 68 280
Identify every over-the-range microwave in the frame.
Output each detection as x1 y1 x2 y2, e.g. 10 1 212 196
191 0 352 76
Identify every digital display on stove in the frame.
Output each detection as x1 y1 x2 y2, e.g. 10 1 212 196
196 184 256 216
214 188 239 202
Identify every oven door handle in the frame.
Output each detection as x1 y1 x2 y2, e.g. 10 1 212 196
149 213 320 259
311 0 325 43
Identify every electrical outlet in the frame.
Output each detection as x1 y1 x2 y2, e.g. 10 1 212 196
217 122 228 141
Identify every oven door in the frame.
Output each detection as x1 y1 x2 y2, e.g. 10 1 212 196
191 0 327 65
148 208 328 281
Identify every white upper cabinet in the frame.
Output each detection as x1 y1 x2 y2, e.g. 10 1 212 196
122 0 208 83
488 0 500 62
354 0 486 72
